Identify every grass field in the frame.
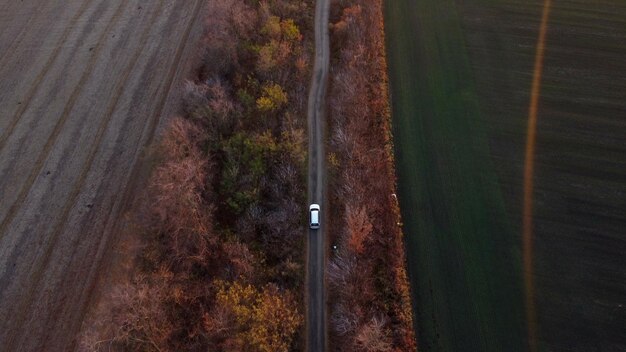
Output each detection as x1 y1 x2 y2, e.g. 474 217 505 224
385 0 626 351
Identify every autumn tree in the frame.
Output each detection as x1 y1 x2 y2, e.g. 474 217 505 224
249 284 302 352
148 117 214 264
220 131 279 215
346 206 373 254
222 240 256 281
79 276 174 352
209 280 302 352
353 316 392 352
256 82 288 112
183 79 236 147
257 16 302 74
327 0 416 350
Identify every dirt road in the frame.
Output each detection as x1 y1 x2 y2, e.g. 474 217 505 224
306 0 330 350
0 1 204 350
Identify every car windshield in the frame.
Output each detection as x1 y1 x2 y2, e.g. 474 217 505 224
311 210 318 224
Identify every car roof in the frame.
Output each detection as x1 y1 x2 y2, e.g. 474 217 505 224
311 209 319 223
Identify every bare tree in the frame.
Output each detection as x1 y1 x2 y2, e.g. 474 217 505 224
354 316 392 352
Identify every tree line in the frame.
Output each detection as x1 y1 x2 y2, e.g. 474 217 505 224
80 0 313 350
78 0 416 350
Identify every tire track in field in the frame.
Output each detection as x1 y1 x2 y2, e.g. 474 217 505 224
63 1 204 345
0 0 127 241
141 0 204 151
2 1 166 349
0 0 95 151
0 0 53 71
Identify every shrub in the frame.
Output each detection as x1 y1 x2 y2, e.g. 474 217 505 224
327 0 416 350
208 281 302 352
256 83 288 112
219 131 279 214
148 118 213 265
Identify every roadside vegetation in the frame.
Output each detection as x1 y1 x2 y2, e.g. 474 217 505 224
79 0 313 350
326 0 416 351
79 0 416 351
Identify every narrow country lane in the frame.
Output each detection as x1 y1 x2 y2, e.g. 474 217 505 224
306 0 330 349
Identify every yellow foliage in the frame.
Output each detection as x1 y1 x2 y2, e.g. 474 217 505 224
262 16 301 42
255 130 279 153
256 83 288 112
262 16 282 39
257 39 292 73
280 19 301 41
281 128 306 164
215 280 256 327
214 281 302 352
257 42 277 72
249 285 301 352
256 96 275 112
257 17 300 73
328 152 340 168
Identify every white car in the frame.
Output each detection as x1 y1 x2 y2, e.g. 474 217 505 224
309 204 320 229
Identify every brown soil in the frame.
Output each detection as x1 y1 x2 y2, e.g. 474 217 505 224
0 1 205 350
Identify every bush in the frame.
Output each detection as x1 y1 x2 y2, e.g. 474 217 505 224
147 118 214 266
326 0 416 350
207 281 302 352
256 83 288 112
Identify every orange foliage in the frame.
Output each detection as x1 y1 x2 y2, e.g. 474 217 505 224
207 281 302 352
79 0 311 350
346 206 373 255
147 117 214 264
327 0 417 350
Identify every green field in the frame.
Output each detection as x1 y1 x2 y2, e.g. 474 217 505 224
385 0 626 351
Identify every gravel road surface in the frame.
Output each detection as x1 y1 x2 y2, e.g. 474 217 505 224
306 0 330 350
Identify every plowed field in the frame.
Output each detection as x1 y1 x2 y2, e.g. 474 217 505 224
0 1 204 350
